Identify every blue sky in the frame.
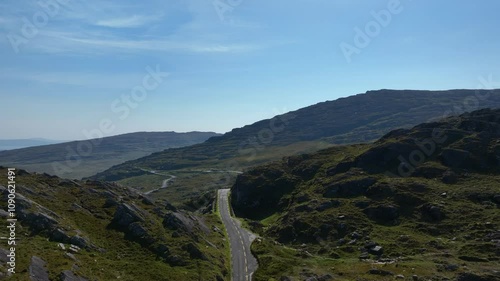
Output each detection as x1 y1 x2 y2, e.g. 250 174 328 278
1 0 499 140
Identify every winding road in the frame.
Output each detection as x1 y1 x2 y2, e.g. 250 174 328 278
218 189 258 281
138 169 177 195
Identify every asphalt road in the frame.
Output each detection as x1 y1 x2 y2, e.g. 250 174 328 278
218 189 258 281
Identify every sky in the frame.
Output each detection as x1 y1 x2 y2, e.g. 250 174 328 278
1 0 500 140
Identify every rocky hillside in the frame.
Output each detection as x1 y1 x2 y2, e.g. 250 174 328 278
0 168 229 280
231 108 500 281
0 131 219 179
92 89 500 182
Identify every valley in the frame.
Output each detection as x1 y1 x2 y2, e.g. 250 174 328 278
1 93 499 281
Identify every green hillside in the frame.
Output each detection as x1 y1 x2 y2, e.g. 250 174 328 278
0 167 229 280
231 108 500 281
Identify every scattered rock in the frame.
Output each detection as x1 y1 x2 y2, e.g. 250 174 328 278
155 244 170 259
420 204 445 221
351 232 362 239
295 204 314 212
164 201 177 212
50 228 71 243
456 272 492 281
363 205 400 223
359 252 369 260
166 255 187 266
26 212 59 232
103 198 118 208
444 264 459 271
354 201 371 209
296 194 310 203
58 179 81 188
0 248 9 264
112 203 145 228
326 161 355 176
163 212 194 232
368 269 393 276
364 241 378 249
182 243 207 260
396 275 405 279
64 253 78 261
459 255 489 262
323 177 377 198
59 270 88 281
141 196 154 205
441 170 458 184
29 256 49 281
69 235 89 249
316 200 341 211
0 209 9 218
127 222 148 239
368 245 383 255
69 245 81 253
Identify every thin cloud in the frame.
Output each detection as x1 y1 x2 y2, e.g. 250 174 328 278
33 30 264 54
95 14 163 28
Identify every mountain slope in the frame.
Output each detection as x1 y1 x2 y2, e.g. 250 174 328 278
93 89 500 183
0 131 219 179
231 108 500 281
0 167 229 280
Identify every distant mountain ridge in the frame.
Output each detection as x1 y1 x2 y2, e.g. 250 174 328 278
0 131 220 179
0 138 65 151
92 89 500 181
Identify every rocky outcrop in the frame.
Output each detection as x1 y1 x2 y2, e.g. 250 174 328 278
441 170 458 184
439 149 471 168
163 211 195 232
25 212 58 232
323 177 377 198
316 200 341 211
50 228 71 243
363 205 400 224
420 204 445 221
69 235 90 249
111 203 145 228
456 273 497 281
29 256 49 281
155 244 171 259
231 166 301 219
182 243 208 260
